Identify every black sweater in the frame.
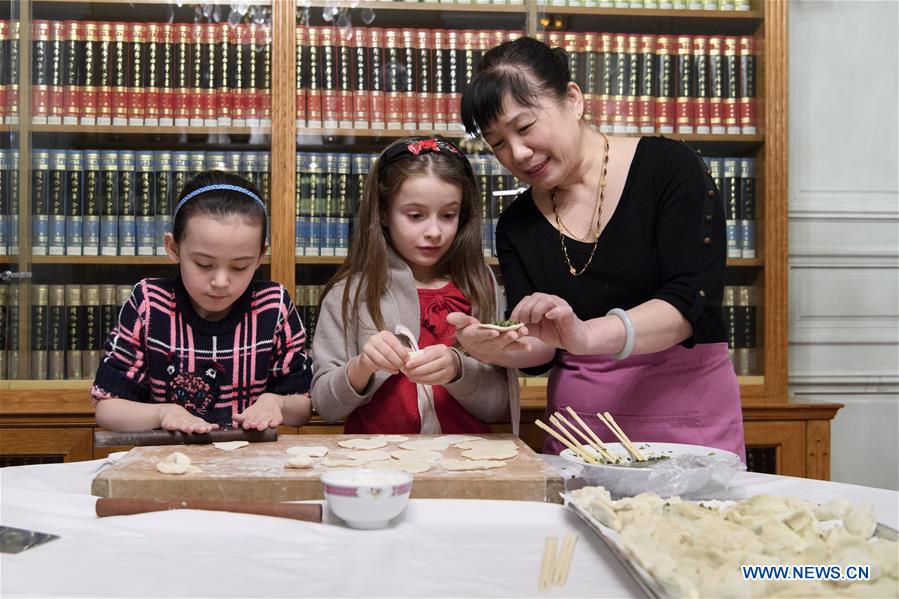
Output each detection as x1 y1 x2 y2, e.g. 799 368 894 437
496 136 727 371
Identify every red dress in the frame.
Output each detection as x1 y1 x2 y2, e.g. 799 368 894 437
344 282 492 434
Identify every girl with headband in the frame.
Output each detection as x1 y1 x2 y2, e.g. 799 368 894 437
91 171 314 433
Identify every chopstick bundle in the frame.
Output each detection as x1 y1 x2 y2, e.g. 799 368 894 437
538 533 579 591
538 536 558 592
596 411 646 461
555 409 620 464
553 533 579 586
535 419 600 465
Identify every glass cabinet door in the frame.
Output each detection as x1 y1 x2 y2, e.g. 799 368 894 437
2 0 272 385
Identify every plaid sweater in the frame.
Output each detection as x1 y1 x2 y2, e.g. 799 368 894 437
91 277 313 426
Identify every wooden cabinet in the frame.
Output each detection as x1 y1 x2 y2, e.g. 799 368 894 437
0 1 840 476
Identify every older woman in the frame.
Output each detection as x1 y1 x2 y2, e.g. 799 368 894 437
448 37 745 459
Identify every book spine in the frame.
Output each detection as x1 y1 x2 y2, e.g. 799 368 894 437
96 22 113 125
65 285 83 379
416 29 434 130
100 150 118 256
637 34 655 134
129 23 146 125
154 152 171 255
335 154 350 257
32 150 50 255
7 283 18 378
739 157 756 258
187 23 203 125
723 157 742 259
32 284 49 380
32 20 50 124
295 153 304 256
321 154 336 257
259 25 272 124
80 22 98 125
135 152 155 256
8 150 17 254
0 22 8 124
188 150 205 179
159 23 174 125
118 151 135 256
722 285 737 367
401 29 417 131
0 149 7 254
306 158 321 256
215 22 230 125
624 34 639 134
65 150 83 256
258 153 271 221
229 24 244 127
203 23 217 126
82 285 102 376
295 25 306 127
384 28 402 129
48 150 67 256
47 285 66 380
596 33 611 131
99 284 117 349
7 20 18 125
82 151 100 255
432 29 447 131
351 27 369 129
111 22 129 126
368 28 384 129
62 21 80 124
611 33 629 133
475 156 490 257
693 35 710 134
445 30 460 132
337 29 353 128
173 24 191 125
305 26 321 128
654 36 674 134
171 152 189 216
580 33 598 125
724 36 740 134
708 36 724 134
675 35 693 134
739 35 756 134
47 21 64 124
144 23 160 125
735 285 757 375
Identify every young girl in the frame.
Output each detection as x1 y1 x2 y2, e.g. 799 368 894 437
311 136 519 434
91 171 314 433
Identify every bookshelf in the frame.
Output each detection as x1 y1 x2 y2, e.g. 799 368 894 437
0 0 841 478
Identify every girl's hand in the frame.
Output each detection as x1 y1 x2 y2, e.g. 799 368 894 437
159 404 220 434
403 344 460 386
358 331 410 375
510 293 591 354
232 393 284 431
446 312 530 364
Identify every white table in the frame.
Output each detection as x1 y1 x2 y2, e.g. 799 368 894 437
2 456 897 598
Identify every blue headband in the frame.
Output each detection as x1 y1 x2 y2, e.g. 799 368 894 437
173 184 267 218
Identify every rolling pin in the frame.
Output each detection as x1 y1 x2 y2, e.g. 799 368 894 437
93 428 278 447
96 498 322 523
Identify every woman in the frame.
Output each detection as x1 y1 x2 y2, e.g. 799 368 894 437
448 37 745 459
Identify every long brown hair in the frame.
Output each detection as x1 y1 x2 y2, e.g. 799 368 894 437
322 136 496 332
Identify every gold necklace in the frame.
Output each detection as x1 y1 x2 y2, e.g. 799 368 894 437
551 132 609 276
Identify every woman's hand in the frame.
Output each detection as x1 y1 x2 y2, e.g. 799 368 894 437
403 344 460 386
159 404 220 434
511 293 592 354
446 312 530 364
233 393 284 431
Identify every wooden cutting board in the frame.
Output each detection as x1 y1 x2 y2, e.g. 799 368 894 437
91 434 564 504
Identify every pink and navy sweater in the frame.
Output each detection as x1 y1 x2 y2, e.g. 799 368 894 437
90 277 313 426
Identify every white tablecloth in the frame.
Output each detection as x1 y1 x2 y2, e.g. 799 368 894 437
2 456 897 598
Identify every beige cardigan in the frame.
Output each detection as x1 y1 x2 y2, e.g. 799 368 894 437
310 250 520 434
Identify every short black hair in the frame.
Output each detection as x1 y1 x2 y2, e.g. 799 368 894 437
461 37 571 137
172 170 267 251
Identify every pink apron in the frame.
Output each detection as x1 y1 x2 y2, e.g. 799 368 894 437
544 341 746 462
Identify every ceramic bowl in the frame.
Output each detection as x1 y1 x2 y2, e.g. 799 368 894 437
320 468 414 529
560 442 742 498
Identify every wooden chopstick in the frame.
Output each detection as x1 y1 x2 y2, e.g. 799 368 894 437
602 412 646 461
552 533 578 586
596 412 645 461
548 414 603 465
535 419 600 465
552 411 619 464
538 536 557 592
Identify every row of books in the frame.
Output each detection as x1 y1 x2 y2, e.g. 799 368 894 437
0 20 272 127
540 31 757 134
0 149 271 257
294 27 757 134
538 0 750 8
705 156 756 259
723 284 757 376
0 283 131 380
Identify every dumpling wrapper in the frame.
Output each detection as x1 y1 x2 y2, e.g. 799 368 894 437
338 437 388 450
285 445 329 457
366 459 431 474
440 459 507 471
285 455 314 469
212 440 249 451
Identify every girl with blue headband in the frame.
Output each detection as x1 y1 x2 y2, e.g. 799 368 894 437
91 171 314 433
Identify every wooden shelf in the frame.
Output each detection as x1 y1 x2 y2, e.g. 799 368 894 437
31 256 271 265
538 6 761 20
305 1 529 13
299 256 761 267
35 0 270 4
296 128 763 143
30 124 269 136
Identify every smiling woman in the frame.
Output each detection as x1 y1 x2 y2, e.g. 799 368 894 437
450 37 745 461
90 171 314 436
